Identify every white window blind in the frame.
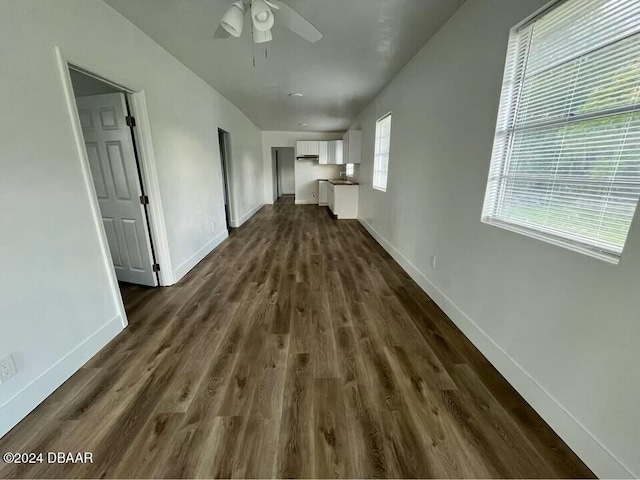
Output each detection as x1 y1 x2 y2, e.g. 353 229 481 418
482 0 640 263
373 113 392 191
346 164 355 176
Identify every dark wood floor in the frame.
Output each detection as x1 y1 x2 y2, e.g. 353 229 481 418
0 197 594 478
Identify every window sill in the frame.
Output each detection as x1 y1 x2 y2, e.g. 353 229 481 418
481 217 620 265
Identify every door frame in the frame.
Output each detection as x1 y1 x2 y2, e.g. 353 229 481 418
273 146 295 198
217 128 233 229
275 149 281 198
55 47 174 325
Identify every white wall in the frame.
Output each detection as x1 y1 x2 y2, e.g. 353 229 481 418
224 129 264 230
0 0 263 439
351 0 640 477
295 159 342 205
262 131 343 205
274 147 295 196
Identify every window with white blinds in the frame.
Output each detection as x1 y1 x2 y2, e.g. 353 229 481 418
482 0 640 263
346 164 355 177
373 113 392 191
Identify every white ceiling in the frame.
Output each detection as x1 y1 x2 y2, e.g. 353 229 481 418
104 0 465 132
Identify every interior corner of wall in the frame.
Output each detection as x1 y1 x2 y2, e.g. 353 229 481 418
0 314 123 439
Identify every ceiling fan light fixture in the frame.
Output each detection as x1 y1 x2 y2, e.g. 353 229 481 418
220 0 245 37
253 29 273 43
251 0 274 32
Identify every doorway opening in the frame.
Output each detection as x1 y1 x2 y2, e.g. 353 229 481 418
69 68 159 288
272 147 295 202
218 129 233 230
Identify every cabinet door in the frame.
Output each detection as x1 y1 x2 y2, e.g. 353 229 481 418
319 181 328 204
329 141 337 164
296 141 306 156
318 141 328 164
328 187 335 213
307 141 319 155
342 132 349 164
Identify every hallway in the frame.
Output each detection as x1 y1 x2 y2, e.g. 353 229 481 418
0 202 593 478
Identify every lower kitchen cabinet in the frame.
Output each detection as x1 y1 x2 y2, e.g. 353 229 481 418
327 182 358 219
318 180 329 206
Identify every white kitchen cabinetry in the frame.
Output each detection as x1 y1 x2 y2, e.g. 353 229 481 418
327 182 358 219
342 130 362 164
319 180 329 206
318 141 328 164
296 140 320 157
328 182 335 213
327 140 344 165
307 141 319 155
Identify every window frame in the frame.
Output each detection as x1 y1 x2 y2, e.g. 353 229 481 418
373 112 392 192
481 0 640 264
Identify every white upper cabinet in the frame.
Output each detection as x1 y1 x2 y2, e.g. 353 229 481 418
306 141 319 155
318 141 328 164
342 130 362 164
327 140 344 165
296 140 320 157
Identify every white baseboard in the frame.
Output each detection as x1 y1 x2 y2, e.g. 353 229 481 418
359 218 634 479
230 203 264 228
295 199 309 205
172 229 229 283
0 315 123 438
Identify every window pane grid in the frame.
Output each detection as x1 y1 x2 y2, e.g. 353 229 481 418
373 114 392 191
483 0 640 262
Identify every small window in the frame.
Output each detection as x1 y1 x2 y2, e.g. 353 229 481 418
373 113 392 191
346 164 354 177
482 0 640 263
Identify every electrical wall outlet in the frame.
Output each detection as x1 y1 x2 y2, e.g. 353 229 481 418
0 354 17 384
430 255 437 269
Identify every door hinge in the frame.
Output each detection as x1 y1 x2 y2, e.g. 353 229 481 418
152 264 161 272
126 116 136 127
139 195 149 205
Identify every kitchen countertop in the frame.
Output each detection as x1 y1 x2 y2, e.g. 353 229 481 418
328 179 359 186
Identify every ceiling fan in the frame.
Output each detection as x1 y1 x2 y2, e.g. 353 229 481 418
215 0 323 44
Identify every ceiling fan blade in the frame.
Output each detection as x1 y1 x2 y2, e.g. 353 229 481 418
264 0 280 10
273 1 323 43
214 23 231 39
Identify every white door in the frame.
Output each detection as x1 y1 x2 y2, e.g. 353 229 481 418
76 93 157 287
